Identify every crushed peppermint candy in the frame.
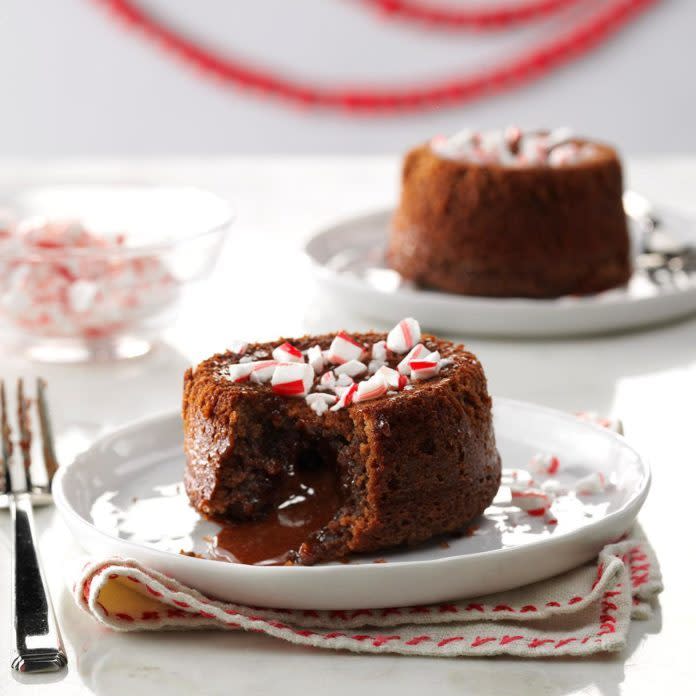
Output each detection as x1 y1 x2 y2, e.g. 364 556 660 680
540 479 567 496
510 489 551 517
229 340 248 355
409 359 440 381
354 373 388 403
376 365 407 391
327 330 364 365
430 127 598 168
271 363 314 397
368 359 386 374
573 471 607 495
317 370 337 390
336 373 354 387
575 411 624 435
272 342 304 364
387 317 421 354
397 344 429 375
0 218 177 340
249 360 278 384
306 392 337 416
530 453 560 475
221 318 456 414
334 359 367 378
307 345 325 374
226 362 254 383
331 383 358 411
371 340 387 362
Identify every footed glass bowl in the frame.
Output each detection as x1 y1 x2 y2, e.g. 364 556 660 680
0 185 233 362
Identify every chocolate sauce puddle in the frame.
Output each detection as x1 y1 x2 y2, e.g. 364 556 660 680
209 464 341 565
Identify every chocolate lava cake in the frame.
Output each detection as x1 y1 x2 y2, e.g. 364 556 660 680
182 318 501 565
388 127 631 298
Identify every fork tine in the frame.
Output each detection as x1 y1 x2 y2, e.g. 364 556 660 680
1 379 12 494
17 378 33 492
36 378 59 489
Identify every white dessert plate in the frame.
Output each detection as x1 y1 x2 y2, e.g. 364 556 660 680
305 205 696 337
54 399 649 609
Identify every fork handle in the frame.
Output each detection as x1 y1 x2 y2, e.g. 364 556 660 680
10 492 67 673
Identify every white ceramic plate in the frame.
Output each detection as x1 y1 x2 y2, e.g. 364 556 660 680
305 206 696 337
54 399 649 609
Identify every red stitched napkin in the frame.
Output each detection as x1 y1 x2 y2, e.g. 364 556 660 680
71 527 660 657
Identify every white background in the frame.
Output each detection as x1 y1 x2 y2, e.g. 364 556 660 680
0 0 693 157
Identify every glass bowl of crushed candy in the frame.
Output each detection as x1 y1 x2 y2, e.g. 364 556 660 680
0 185 232 362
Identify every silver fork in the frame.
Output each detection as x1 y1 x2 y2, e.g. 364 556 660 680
624 190 696 288
1 378 67 673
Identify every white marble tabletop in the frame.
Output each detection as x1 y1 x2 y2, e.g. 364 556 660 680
1 157 695 695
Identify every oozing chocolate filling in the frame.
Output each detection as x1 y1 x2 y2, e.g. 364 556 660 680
209 439 346 565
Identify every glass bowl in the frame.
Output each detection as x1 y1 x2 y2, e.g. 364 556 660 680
0 185 233 362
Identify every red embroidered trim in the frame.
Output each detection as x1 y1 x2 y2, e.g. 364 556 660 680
362 0 583 30
85 542 651 651
89 0 659 113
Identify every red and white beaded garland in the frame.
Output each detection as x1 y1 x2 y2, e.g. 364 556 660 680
222 318 455 414
91 0 660 114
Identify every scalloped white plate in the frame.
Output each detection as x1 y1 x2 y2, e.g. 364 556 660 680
54 399 649 609
305 206 696 337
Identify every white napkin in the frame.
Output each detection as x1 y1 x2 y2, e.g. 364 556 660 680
70 526 661 657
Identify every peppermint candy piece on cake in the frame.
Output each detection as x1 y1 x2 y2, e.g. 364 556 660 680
334 359 367 378
368 359 386 374
306 392 337 416
317 370 337 391
397 343 429 375
271 363 314 397
354 373 388 403
225 362 254 383
229 340 249 355
409 359 440 381
327 331 364 365
307 345 325 374
331 383 358 411
387 318 421 354
548 143 580 167
249 360 278 384
376 365 407 391
336 373 354 387
272 342 304 364
371 340 388 362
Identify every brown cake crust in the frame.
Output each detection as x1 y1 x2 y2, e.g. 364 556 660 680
388 141 631 298
182 331 501 565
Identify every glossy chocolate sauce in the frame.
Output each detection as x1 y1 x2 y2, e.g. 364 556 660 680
210 464 341 565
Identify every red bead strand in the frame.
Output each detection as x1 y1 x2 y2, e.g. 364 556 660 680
90 0 660 114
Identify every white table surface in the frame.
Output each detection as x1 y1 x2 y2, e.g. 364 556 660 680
1 157 695 695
